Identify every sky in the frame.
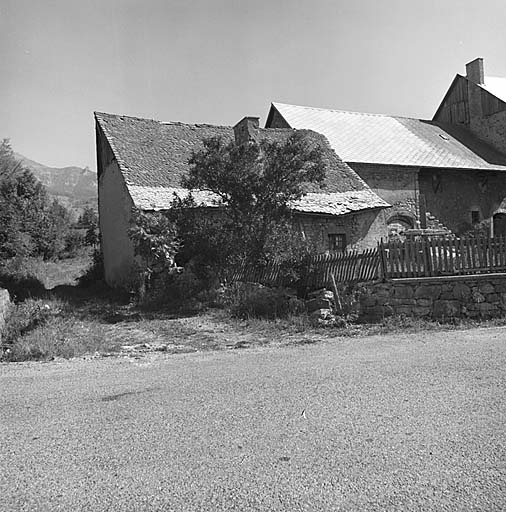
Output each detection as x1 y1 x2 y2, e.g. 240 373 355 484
1 0 505 169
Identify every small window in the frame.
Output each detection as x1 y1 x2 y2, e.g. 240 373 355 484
328 233 346 252
471 210 480 225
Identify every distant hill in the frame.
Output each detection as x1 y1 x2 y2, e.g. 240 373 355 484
14 153 97 217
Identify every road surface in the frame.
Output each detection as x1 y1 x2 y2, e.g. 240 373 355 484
1 327 506 511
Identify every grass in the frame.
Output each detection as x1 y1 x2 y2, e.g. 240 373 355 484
3 253 506 362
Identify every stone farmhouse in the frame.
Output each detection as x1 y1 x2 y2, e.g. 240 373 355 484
95 113 388 288
266 58 506 238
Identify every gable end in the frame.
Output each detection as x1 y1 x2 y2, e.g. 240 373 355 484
265 104 291 129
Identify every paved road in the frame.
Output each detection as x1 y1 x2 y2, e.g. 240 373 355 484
1 327 506 511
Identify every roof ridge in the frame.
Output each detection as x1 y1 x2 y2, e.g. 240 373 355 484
273 102 428 122
94 111 232 129
161 121 232 129
94 111 165 124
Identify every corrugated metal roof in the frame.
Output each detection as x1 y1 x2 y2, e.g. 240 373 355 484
481 76 506 103
95 112 389 215
271 102 506 170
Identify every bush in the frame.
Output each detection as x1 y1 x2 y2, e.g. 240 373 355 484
0 140 76 261
1 299 56 358
63 231 85 258
225 282 305 319
0 258 46 300
136 267 216 312
79 249 104 286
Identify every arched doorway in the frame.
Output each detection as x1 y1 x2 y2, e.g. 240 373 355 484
387 215 414 238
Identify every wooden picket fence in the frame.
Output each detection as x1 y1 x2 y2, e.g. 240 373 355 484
304 249 380 289
230 248 380 290
229 260 289 288
379 234 506 278
230 234 506 291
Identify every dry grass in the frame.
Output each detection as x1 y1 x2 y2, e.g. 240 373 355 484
3 252 506 362
5 291 506 361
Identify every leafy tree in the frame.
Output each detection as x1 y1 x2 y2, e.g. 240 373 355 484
79 207 99 247
126 132 328 300
84 224 98 247
184 132 328 265
0 139 74 260
128 209 180 295
0 138 22 177
78 206 97 227
167 194 236 283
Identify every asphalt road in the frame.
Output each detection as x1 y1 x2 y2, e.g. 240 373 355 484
1 327 506 511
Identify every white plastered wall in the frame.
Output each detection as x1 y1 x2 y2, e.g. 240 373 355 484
99 160 136 288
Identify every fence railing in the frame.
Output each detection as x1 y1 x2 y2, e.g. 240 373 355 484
379 235 506 278
229 261 289 288
230 248 380 290
230 235 506 290
305 249 380 289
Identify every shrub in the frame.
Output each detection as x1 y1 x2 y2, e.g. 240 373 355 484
225 282 305 319
1 299 55 357
185 132 327 268
0 257 46 300
63 231 85 258
137 267 215 312
79 249 104 286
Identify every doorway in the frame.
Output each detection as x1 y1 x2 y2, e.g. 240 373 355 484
493 213 506 237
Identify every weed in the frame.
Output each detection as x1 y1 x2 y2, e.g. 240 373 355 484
224 282 305 319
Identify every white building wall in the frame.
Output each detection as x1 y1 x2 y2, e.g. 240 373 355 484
99 160 136 288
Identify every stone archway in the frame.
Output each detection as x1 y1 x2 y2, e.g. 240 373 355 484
387 214 414 238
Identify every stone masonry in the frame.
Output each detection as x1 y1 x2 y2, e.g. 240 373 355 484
359 273 506 322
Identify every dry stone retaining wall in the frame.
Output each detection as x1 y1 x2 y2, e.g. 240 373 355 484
360 273 506 322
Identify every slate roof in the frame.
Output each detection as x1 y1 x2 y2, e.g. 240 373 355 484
269 102 506 171
94 112 389 215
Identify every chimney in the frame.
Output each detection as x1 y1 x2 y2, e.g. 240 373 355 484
233 116 259 145
466 57 484 85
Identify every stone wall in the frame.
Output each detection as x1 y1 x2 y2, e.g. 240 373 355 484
467 80 506 155
419 168 506 235
349 163 419 224
296 208 388 253
470 110 506 155
359 273 506 322
434 76 506 156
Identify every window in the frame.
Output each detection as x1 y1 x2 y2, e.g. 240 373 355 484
471 210 480 225
328 233 346 252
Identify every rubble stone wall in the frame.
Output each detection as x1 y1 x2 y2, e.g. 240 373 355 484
349 163 419 224
468 80 506 154
419 168 506 235
360 273 506 322
296 209 388 253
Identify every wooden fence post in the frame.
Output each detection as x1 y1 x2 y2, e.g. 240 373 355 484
379 239 388 281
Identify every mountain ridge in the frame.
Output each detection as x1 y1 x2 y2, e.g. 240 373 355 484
14 152 97 215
